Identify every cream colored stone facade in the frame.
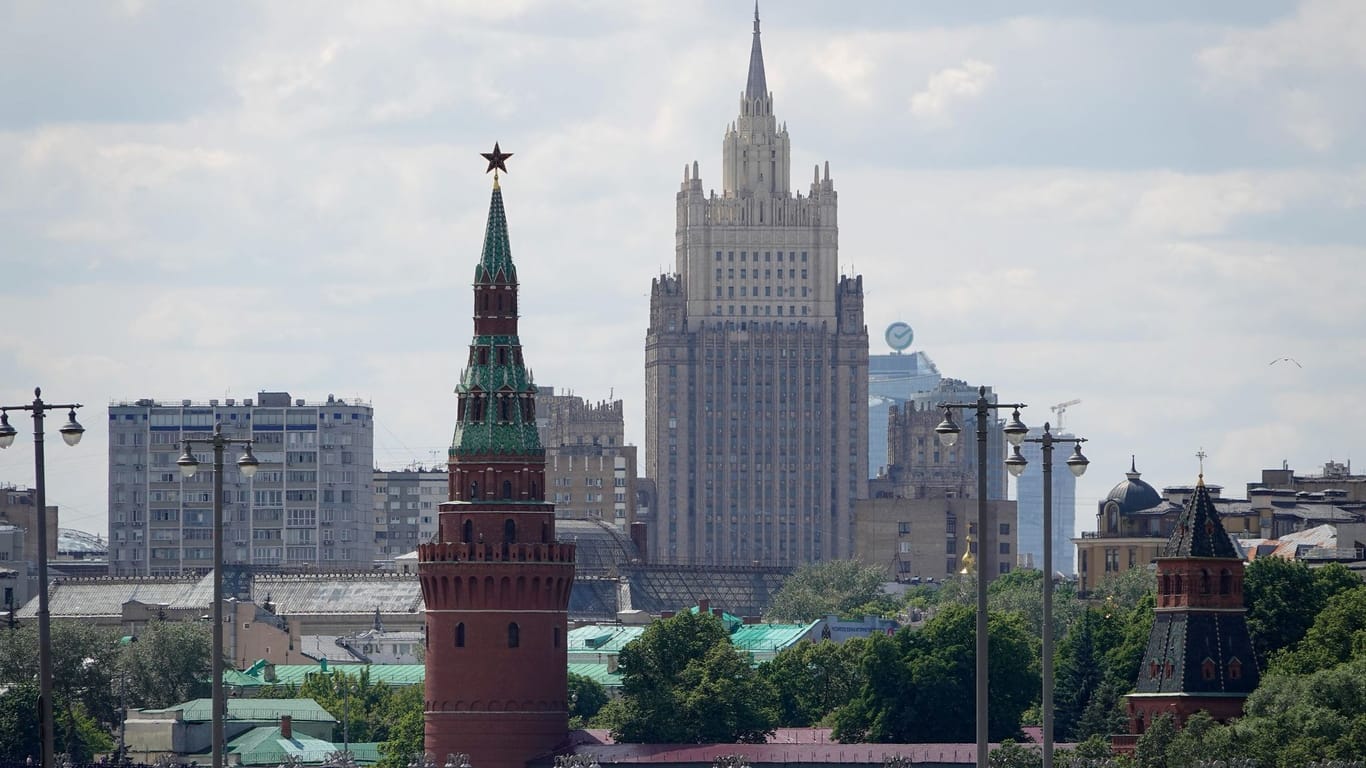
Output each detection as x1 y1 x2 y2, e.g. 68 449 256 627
855 496 1018 581
645 15 867 566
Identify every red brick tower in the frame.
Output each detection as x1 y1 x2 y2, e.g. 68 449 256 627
419 151 576 768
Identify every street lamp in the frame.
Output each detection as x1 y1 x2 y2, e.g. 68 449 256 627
934 386 1028 768
1015 422 1088 768
0 388 84 768
176 423 258 768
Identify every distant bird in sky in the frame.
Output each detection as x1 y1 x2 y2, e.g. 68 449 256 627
1269 357 1302 368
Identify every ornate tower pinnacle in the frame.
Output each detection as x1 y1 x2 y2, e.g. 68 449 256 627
745 3 768 104
420 147 575 768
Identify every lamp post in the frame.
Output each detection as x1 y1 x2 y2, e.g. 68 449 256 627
934 386 1028 768
177 423 258 768
0 388 84 768
1012 423 1088 768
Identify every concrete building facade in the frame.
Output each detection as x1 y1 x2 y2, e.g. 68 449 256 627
536 388 638 528
373 467 447 561
108 393 375 575
868 349 941 479
645 10 868 566
855 496 1018 582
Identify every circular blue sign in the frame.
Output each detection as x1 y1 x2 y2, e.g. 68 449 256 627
884 322 914 351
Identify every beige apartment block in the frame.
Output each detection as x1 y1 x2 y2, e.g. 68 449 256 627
855 496 1018 582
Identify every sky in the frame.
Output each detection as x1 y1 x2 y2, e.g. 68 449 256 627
1 0 1364 546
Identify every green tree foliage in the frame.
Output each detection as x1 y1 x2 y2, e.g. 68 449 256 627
765 560 891 622
375 685 425 768
1092 567 1156 613
568 672 608 727
1054 608 1120 741
0 682 41 760
119 619 213 709
600 610 777 743
988 739 1042 768
833 604 1037 743
1233 657 1366 764
1244 559 1362 669
1272 584 1366 675
1132 712 1175 768
759 637 867 727
298 668 399 743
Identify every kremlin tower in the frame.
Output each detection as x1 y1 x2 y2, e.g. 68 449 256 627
418 146 576 768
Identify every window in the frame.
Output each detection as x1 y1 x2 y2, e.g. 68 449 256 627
455 623 465 647
508 622 520 648
897 522 910 535
999 523 1010 535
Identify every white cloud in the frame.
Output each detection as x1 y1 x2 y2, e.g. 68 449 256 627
909 59 995 126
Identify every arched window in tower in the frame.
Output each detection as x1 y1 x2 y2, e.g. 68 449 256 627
541 521 549 543
481 292 489 312
501 480 512 499
455 622 466 648
1220 569 1232 595
457 398 466 420
1174 574 1183 594
530 481 539 500
1201 657 1216 681
1228 657 1243 680
507 622 520 648
1160 575 1169 595
462 519 473 544
471 397 484 422
497 293 504 312
554 626 561 648
478 348 488 365
500 397 511 422
504 518 516 543
1200 569 1211 594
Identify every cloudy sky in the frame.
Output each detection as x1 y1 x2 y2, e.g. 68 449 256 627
2 0 1363 545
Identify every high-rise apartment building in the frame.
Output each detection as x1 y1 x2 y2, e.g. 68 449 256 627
373 466 446 559
536 387 637 527
644 10 869 566
108 392 374 575
1016 426 1078 573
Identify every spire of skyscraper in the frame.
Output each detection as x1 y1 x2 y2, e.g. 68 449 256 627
745 3 768 103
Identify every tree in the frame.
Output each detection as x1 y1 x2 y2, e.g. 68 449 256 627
299 668 398 743
375 685 424 768
1244 558 1362 669
1092 567 1156 613
765 560 891 622
1272 585 1366 675
568 672 608 727
0 682 41 760
602 610 776 743
832 605 1037 743
1054 608 1119 741
759 637 866 727
1132 712 1175 768
119 619 212 709
1228 657 1366 764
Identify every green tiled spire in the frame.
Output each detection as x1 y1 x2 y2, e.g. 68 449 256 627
451 183 541 459
474 185 517 285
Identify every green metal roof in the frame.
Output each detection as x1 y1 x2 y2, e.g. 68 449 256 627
568 662 624 690
227 726 342 766
729 621 818 654
566 625 645 654
234 664 427 689
144 698 337 724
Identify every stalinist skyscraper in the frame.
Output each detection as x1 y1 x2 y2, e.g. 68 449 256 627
645 9 868 567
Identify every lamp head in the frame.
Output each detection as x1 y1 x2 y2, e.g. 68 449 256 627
177 443 200 478
1003 408 1028 446
934 408 961 448
1066 443 1090 477
59 409 84 447
0 412 15 449
237 444 259 479
1005 444 1028 477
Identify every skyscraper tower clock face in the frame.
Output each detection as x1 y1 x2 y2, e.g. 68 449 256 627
885 322 914 352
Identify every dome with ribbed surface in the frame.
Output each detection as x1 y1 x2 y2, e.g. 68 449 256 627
1106 458 1163 514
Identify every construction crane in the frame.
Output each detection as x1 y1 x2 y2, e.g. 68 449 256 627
1051 399 1081 430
